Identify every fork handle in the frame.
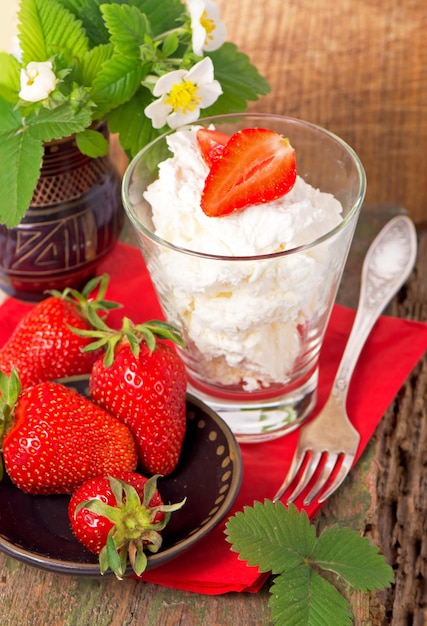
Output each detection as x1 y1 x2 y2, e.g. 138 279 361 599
331 216 417 402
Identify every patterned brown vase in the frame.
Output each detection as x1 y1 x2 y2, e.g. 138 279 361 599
0 124 124 301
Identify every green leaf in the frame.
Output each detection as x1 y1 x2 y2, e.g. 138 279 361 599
225 501 316 574
0 131 43 227
0 53 21 100
161 32 180 58
225 500 395 626
56 0 86 14
270 566 353 626
26 102 93 142
78 43 114 87
129 0 186 37
312 525 394 592
101 3 151 57
64 0 111 47
91 55 148 118
204 43 271 116
107 86 162 157
18 0 89 66
59 0 185 48
75 128 109 157
0 98 23 134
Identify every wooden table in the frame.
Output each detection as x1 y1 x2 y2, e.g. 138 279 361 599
1 203 426 625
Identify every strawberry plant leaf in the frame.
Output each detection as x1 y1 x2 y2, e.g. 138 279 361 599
62 0 111 47
161 32 180 58
107 87 163 158
26 103 93 143
75 128 110 158
225 500 394 626
312 525 394 591
57 0 86 11
270 565 353 626
225 501 316 574
101 3 151 57
0 97 23 134
18 0 89 66
0 53 20 99
0 131 43 227
78 43 114 87
204 43 271 116
91 55 148 118
130 0 186 37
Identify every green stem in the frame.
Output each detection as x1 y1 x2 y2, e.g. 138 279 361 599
153 26 188 42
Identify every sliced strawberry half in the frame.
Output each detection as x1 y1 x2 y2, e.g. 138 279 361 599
200 127 297 217
197 128 230 167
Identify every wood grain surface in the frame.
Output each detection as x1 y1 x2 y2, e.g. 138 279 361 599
217 0 427 225
318 215 427 625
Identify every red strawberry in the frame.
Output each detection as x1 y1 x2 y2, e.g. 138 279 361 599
68 473 185 578
197 128 230 167
0 371 137 494
75 318 187 476
200 127 297 217
0 275 120 390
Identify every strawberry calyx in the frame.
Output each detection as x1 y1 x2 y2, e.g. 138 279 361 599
49 274 121 323
0 369 21 481
72 315 185 368
75 475 186 578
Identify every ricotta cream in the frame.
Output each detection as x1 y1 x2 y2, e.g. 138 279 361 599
143 126 344 392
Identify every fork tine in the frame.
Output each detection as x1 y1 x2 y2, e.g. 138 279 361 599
272 448 307 502
285 451 323 503
317 453 355 503
302 453 339 505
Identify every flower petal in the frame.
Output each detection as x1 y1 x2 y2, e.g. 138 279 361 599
202 1 227 51
167 107 201 129
188 0 227 55
187 0 206 56
153 69 187 96
19 61 57 103
146 56 222 129
186 57 215 85
198 80 223 108
144 97 172 129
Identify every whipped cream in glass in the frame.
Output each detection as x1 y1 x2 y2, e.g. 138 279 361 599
123 114 366 441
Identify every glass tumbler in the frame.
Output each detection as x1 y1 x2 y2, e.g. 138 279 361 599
122 113 366 442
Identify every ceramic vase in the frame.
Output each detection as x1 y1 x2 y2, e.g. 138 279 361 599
0 125 124 301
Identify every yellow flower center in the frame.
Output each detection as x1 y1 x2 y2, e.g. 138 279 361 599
26 70 39 86
200 10 216 43
165 80 201 113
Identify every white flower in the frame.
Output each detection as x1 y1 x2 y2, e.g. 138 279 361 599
144 57 223 129
19 61 57 103
187 0 227 56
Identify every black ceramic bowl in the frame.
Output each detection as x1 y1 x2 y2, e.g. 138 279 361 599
0 380 243 576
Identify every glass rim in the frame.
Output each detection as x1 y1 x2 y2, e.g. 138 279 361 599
122 113 366 261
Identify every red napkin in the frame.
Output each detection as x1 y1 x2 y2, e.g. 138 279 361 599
1 242 426 595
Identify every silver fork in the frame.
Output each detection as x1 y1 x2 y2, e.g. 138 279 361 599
273 215 418 506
